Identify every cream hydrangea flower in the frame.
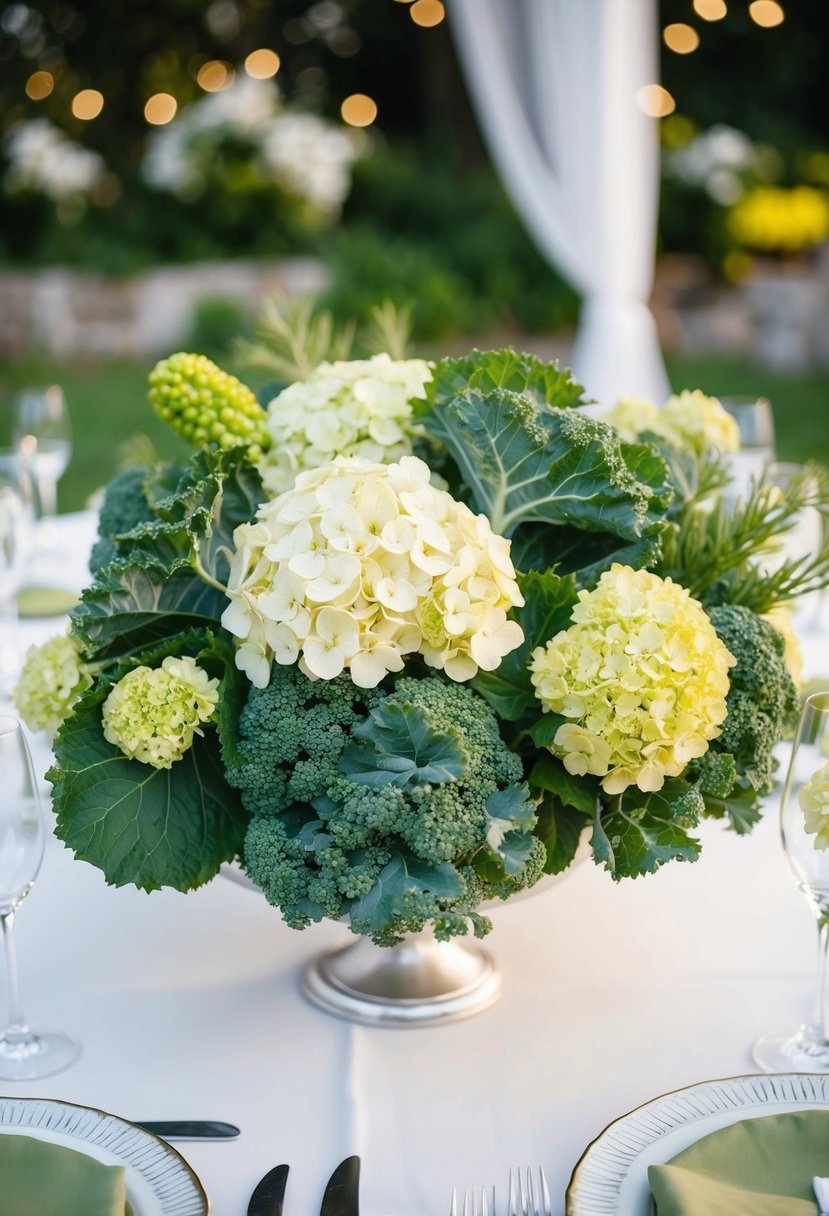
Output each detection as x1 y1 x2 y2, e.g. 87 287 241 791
102 655 220 769
222 455 525 689
529 564 735 795
603 389 740 455
257 353 433 495
763 605 804 689
800 762 829 850
14 633 91 736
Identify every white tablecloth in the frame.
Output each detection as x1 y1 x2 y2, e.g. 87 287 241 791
3 513 829 1215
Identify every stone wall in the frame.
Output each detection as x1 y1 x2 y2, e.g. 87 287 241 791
0 257 328 360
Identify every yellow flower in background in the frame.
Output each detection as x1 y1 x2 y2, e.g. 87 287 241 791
763 605 804 690
800 762 829 849
102 655 220 769
257 353 433 495
602 389 740 455
529 564 735 795
223 454 525 689
728 185 829 255
14 633 91 736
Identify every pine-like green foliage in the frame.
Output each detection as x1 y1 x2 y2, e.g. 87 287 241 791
148 352 269 457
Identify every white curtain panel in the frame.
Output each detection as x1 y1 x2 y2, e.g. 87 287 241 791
448 0 671 409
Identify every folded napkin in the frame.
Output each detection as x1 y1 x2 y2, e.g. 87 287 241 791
0 1132 130 1215
648 1111 829 1215
16 586 80 618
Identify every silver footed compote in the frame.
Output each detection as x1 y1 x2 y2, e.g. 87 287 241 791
0 715 79 1079
754 691 829 1072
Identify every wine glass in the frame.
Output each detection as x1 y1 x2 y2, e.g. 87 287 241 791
0 473 30 694
753 691 829 1072
13 385 72 549
720 395 776 503
0 714 79 1079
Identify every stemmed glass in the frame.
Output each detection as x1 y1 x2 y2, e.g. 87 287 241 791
0 472 30 694
720 395 776 502
0 715 79 1079
13 385 72 548
754 692 829 1072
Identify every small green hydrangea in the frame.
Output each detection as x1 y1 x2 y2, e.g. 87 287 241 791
14 633 91 736
102 655 219 769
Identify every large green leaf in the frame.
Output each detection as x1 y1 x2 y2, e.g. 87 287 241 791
528 753 598 816
472 568 577 720
424 384 672 541
590 798 701 881
50 680 247 893
482 786 537 876
340 701 467 789
534 795 586 875
348 851 464 933
425 348 586 413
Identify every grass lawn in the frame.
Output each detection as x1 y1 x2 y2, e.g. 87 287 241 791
1 348 827 512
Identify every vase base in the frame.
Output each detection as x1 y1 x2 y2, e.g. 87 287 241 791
753 1029 829 1074
302 933 502 1027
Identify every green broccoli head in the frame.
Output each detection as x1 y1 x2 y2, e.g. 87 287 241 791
234 667 542 944
695 604 799 797
89 466 157 577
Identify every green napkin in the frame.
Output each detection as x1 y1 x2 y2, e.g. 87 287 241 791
16 586 80 618
648 1111 829 1214
0 1132 128 1215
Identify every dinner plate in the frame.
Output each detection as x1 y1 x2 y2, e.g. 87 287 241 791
0 1096 209 1215
566 1072 829 1215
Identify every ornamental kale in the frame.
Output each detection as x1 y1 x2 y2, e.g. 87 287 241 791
233 670 544 944
89 466 157 577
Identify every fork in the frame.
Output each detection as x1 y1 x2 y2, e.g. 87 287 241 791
449 1168 552 1216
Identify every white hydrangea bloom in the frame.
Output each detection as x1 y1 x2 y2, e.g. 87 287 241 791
4 119 105 201
222 455 525 689
258 354 433 495
259 112 360 214
602 389 740 455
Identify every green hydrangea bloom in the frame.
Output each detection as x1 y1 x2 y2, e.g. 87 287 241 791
102 655 219 769
14 633 91 736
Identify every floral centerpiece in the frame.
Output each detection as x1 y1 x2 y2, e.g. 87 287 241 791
17 344 829 953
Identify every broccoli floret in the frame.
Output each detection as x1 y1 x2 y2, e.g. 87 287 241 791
89 466 157 577
695 605 798 797
236 668 542 944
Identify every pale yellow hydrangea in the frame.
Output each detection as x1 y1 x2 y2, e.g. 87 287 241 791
222 454 525 689
529 564 735 795
14 633 91 736
257 353 433 495
763 605 804 689
800 762 829 849
602 389 740 455
102 655 220 769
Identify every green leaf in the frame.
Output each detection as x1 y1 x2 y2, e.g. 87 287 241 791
341 701 467 789
591 799 700 881
701 781 763 835
425 347 586 413
528 753 598 815
49 681 247 893
472 568 577 720
348 851 464 933
534 795 586 874
423 385 672 541
481 786 538 877
528 715 566 750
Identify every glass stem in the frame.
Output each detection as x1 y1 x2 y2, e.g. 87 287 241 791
37 475 57 520
809 916 829 1046
0 910 31 1041
0 592 19 689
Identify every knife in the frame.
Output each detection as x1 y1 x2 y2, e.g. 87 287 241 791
136 1120 241 1141
320 1155 360 1216
247 1163 289 1216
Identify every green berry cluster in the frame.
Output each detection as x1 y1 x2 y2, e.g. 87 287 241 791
148 352 270 459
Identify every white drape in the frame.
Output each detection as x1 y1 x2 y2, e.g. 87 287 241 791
448 0 671 409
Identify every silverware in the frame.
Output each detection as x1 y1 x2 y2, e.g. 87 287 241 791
320 1155 360 1216
247 1163 289 1216
507 1167 552 1216
136 1120 241 1141
450 1184 495 1215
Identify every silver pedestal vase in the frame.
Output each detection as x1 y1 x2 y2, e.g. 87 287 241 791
221 838 588 1027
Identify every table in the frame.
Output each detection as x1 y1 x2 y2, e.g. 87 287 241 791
3 512 829 1215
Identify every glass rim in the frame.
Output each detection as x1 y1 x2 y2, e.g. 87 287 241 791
804 689 829 713
720 395 771 407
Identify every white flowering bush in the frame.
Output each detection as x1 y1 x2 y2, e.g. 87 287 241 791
530 565 735 794
222 454 524 688
3 119 105 203
141 76 362 220
258 354 433 494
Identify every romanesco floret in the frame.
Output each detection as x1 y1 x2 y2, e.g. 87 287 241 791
700 604 798 795
89 466 157 577
234 668 542 944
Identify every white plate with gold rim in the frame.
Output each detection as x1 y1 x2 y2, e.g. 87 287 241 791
566 1072 829 1215
0 1096 209 1214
